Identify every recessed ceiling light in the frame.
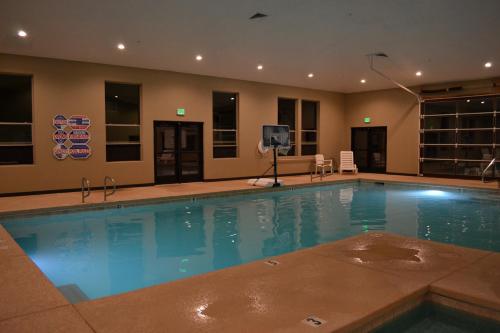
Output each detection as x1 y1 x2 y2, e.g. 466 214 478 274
484 62 492 68
416 71 422 77
117 43 125 50
466 99 471 103
481 101 485 104
257 65 263 70
307 73 314 78
195 55 203 61
360 79 366 84
17 30 28 38
114 95 118 98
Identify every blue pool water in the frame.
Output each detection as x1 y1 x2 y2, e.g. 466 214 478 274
1 182 499 301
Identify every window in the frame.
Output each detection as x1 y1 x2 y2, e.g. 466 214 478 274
105 82 141 161
301 100 318 155
0 74 33 165
420 96 498 178
213 92 238 158
277 98 296 156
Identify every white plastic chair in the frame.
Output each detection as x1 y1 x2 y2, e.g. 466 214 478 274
339 151 358 175
314 154 333 176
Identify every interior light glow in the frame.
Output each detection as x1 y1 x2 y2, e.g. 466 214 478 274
195 55 203 61
360 79 366 84
307 73 314 78
117 43 125 50
257 64 263 70
484 62 492 68
415 71 422 76
17 30 28 38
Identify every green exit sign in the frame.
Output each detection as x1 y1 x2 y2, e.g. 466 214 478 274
176 108 185 116
364 117 371 123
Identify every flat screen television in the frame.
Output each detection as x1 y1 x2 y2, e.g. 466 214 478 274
262 125 290 148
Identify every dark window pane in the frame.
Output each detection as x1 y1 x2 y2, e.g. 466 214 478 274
213 92 237 129
301 131 317 143
424 101 456 115
457 98 493 113
106 144 140 161
456 162 483 177
106 126 140 143
213 131 236 146
105 83 140 124
289 131 296 144
457 131 493 144
213 146 237 158
422 160 455 175
301 101 317 130
423 146 455 159
213 92 237 158
458 114 493 128
422 131 455 144
457 147 492 160
423 116 455 129
0 146 33 165
0 124 31 143
278 98 296 130
0 74 32 123
301 144 317 155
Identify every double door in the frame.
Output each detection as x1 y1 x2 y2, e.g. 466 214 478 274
154 121 203 183
351 127 387 173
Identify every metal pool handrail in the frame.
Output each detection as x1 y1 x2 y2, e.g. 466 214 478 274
481 158 496 183
81 177 91 203
104 176 116 201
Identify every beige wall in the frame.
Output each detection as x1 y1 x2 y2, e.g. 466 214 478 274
0 54 345 194
344 89 420 175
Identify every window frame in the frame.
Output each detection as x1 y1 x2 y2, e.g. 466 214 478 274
0 73 34 165
212 91 239 159
104 81 142 162
300 99 319 156
277 97 297 156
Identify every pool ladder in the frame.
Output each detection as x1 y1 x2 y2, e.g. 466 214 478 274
104 176 116 201
481 158 496 183
81 177 91 203
81 176 117 203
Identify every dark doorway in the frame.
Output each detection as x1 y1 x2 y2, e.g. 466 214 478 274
351 127 387 173
154 121 203 183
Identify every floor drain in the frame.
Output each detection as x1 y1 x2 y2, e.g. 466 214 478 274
302 316 327 328
264 259 280 266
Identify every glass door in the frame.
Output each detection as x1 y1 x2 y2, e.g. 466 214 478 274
154 121 203 183
351 127 387 173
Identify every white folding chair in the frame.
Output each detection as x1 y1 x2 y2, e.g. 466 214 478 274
339 151 358 175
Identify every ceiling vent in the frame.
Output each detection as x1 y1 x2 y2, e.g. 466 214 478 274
250 12 268 20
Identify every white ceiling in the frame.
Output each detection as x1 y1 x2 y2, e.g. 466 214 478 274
1 0 499 93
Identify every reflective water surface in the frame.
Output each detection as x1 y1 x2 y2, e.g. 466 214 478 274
2 182 499 301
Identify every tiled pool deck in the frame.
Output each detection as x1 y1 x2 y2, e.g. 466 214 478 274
0 173 499 332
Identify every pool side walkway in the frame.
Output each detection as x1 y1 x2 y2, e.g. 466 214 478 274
0 174 499 332
0 173 498 214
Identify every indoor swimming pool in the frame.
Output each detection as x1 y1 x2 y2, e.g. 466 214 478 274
1 181 499 302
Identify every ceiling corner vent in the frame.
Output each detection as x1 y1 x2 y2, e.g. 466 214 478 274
249 12 268 20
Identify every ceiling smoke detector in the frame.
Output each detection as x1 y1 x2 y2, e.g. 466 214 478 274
249 12 268 20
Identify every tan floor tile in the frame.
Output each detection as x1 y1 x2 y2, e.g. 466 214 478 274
311 232 490 285
0 255 68 321
0 225 24 259
76 252 426 333
0 305 93 333
431 253 500 311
